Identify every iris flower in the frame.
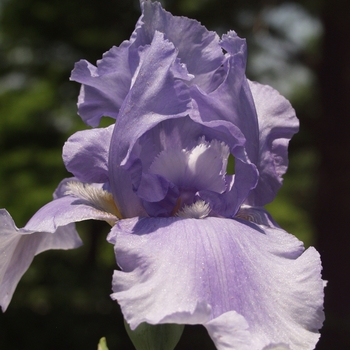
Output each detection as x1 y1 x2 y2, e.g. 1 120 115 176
0 1 324 349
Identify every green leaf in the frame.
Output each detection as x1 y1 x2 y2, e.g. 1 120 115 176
124 321 184 350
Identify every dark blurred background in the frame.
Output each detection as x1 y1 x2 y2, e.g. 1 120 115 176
0 0 348 348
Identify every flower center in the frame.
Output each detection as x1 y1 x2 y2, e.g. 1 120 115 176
176 200 211 219
146 137 230 218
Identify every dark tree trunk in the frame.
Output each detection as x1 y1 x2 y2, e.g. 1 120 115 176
316 0 350 348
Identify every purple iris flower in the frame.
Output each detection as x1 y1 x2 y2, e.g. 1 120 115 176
0 1 324 349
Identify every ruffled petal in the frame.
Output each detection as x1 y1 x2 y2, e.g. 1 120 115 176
109 31 191 166
108 31 191 217
188 32 260 215
135 1 224 92
109 216 324 349
70 41 136 126
217 32 261 166
63 125 113 183
190 31 259 158
0 209 82 311
245 81 299 206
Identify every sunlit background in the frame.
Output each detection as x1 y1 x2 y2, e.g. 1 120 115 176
0 0 348 348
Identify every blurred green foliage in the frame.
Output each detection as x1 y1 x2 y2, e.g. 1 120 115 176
0 0 325 349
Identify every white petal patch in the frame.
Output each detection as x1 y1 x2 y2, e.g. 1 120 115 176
149 138 230 193
65 182 121 219
176 200 211 219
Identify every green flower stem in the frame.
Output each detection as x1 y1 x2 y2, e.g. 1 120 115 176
97 337 109 350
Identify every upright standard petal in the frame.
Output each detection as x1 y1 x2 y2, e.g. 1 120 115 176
134 0 224 92
0 209 82 311
245 81 299 206
188 32 261 216
110 31 191 166
108 31 191 218
109 216 324 349
190 30 259 161
70 41 136 126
